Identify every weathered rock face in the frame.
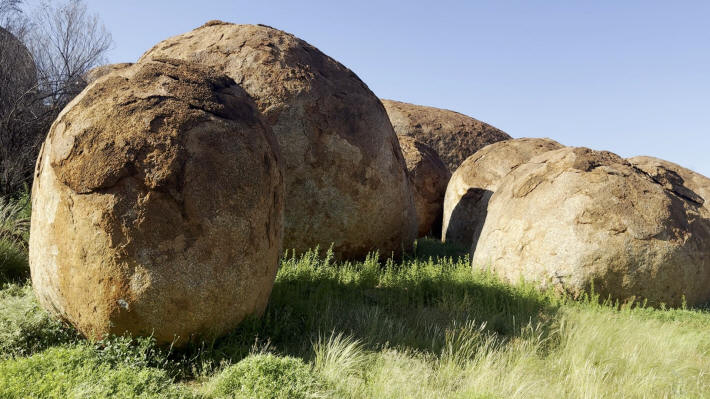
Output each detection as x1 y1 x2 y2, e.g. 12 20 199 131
398 136 451 237
29 59 284 345
442 138 563 250
472 147 710 306
140 21 417 259
84 63 133 85
0 27 37 118
628 156 710 209
381 99 512 172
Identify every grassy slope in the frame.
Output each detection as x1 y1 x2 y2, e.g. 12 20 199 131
1 239 709 398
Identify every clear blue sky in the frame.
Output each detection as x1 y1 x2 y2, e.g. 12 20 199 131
93 1 710 175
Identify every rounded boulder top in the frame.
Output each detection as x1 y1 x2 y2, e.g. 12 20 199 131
628 155 710 209
382 99 512 172
472 146 710 306
29 59 284 345
140 21 417 259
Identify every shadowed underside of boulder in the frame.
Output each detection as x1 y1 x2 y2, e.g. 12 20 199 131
442 138 563 250
140 21 417 259
381 99 512 172
398 136 451 237
472 147 710 306
29 59 284 345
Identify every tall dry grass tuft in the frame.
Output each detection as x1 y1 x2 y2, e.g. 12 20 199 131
327 308 710 398
0 193 30 283
313 332 367 383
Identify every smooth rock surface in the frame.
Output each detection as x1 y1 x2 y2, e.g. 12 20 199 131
442 138 563 249
472 147 710 306
29 59 284 345
398 136 451 237
141 21 417 259
382 99 511 172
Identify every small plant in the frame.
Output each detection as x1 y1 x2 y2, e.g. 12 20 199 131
313 332 367 382
205 353 328 399
94 335 171 371
440 320 490 366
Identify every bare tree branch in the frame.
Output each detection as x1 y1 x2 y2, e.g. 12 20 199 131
27 0 113 104
0 0 112 195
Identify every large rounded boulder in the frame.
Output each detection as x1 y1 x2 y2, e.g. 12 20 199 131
398 136 451 237
29 59 284 345
381 99 511 172
0 26 37 118
442 138 563 249
140 21 417 259
472 147 710 306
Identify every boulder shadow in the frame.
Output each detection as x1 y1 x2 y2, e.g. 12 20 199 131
443 188 493 254
409 237 469 261
187 249 555 369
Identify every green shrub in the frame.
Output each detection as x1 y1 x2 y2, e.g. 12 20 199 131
0 345 193 398
0 284 76 358
0 193 30 240
0 194 30 284
0 237 29 284
206 354 327 399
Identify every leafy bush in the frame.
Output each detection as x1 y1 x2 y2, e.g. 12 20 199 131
0 345 193 398
0 284 76 358
205 354 327 399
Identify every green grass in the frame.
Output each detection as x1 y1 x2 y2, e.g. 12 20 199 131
0 345 193 398
0 284 77 358
203 353 328 399
1 237 709 398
